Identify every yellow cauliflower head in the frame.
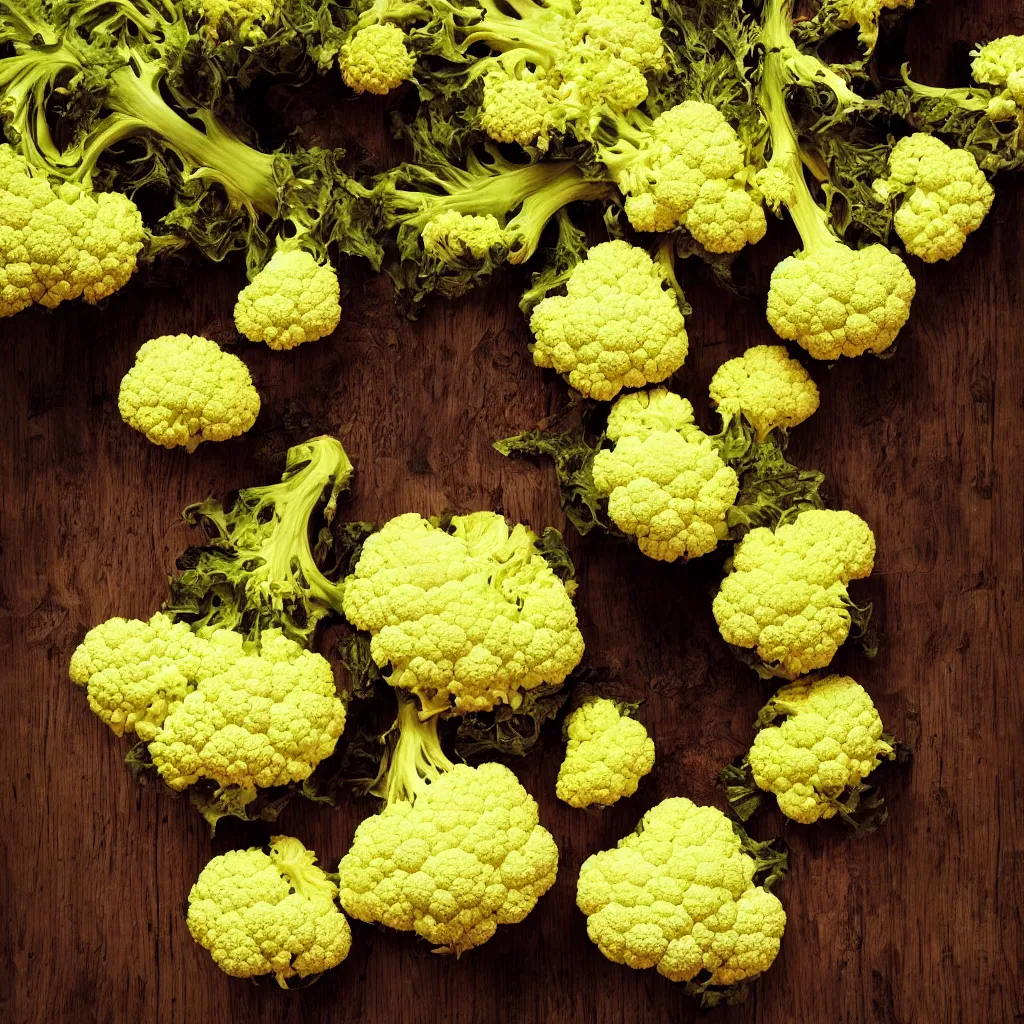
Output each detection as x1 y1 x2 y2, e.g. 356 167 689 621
342 512 584 715
422 210 510 261
187 835 352 986
748 675 894 824
568 0 667 76
529 240 689 401
340 23 416 96
592 389 739 562
971 35 1024 99
834 0 915 51
873 134 994 263
117 334 260 452
576 798 786 985
767 242 916 360
234 249 341 349
0 145 144 318
338 760 558 953
709 344 819 441
713 508 876 679
556 697 655 807
480 73 559 147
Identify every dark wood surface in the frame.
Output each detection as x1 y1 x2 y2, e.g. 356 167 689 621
3 3 1024 1022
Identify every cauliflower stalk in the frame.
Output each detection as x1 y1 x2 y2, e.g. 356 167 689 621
70 613 346 815
594 101 767 253
758 3 916 359
527 240 689 401
341 511 584 715
576 798 787 1003
872 134 994 263
118 335 260 451
709 345 819 443
556 697 654 808
188 835 352 986
337 697 559 953
0 144 144 318
713 508 876 679
720 675 896 833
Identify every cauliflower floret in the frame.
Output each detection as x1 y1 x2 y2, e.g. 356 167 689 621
709 345 819 441
713 508 876 678
196 0 276 40
188 835 352 986
748 675 895 823
576 798 786 984
556 697 655 807
340 23 416 95
234 249 341 350
604 102 767 253
422 210 510 260
568 0 667 75
971 34 1024 103
0 144 144 318
873 134 994 263
767 243 916 360
833 0 915 52
338 705 558 953
528 240 688 401
480 74 558 147
592 389 739 562
71 615 346 797
341 512 584 715
117 334 260 452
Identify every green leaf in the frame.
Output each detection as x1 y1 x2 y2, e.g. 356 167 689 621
450 683 571 760
732 823 789 892
534 527 576 584
717 758 763 823
683 973 755 1010
337 631 386 703
845 597 879 659
188 784 291 837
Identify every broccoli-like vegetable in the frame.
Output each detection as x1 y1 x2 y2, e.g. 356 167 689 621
757 0 916 359
971 35 1024 112
556 697 654 808
118 334 261 450
720 675 896 833
576 797 786 1005
336 696 559 953
187 835 352 986
525 239 689 400
872 134 994 263
70 615 346 813
0 144 145 318
341 511 585 715
234 248 342 348
713 508 876 679
341 19 419 95
708 345 819 442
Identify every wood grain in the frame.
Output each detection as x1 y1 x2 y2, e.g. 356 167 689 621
2 2 1023 1021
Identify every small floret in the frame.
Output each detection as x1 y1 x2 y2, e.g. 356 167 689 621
337 699 558 952
712 508 876 678
528 240 689 401
833 0 915 52
971 35 1024 105
592 389 739 562
195 0 277 41
746 675 895 824
873 134 994 262
187 835 352 986
234 249 341 349
709 345 819 441
0 144 144 318
422 210 509 259
576 798 786 990
118 334 260 452
342 512 584 715
341 23 417 95
556 697 654 807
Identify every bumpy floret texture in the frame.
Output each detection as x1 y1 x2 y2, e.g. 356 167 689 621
480 74 557 146
971 34 1024 101
422 210 509 260
0 145 143 318
337 762 558 952
341 23 416 95
70 613 346 791
767 244 916 359
188 836 351 985
234 249 341 349
592 389 739 562
341 512 584 714
568 0 666 75
613 102 767 253
709 345 819 441
576 798 786 983
873 134 994 263
749 675 894 823
713 509 876 678
117 335 260 452
556 698 655 807
198 0 276 39
835 0 914 49
529 241 688 401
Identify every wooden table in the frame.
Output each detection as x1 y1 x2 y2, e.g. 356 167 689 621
2 2 1022 1021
